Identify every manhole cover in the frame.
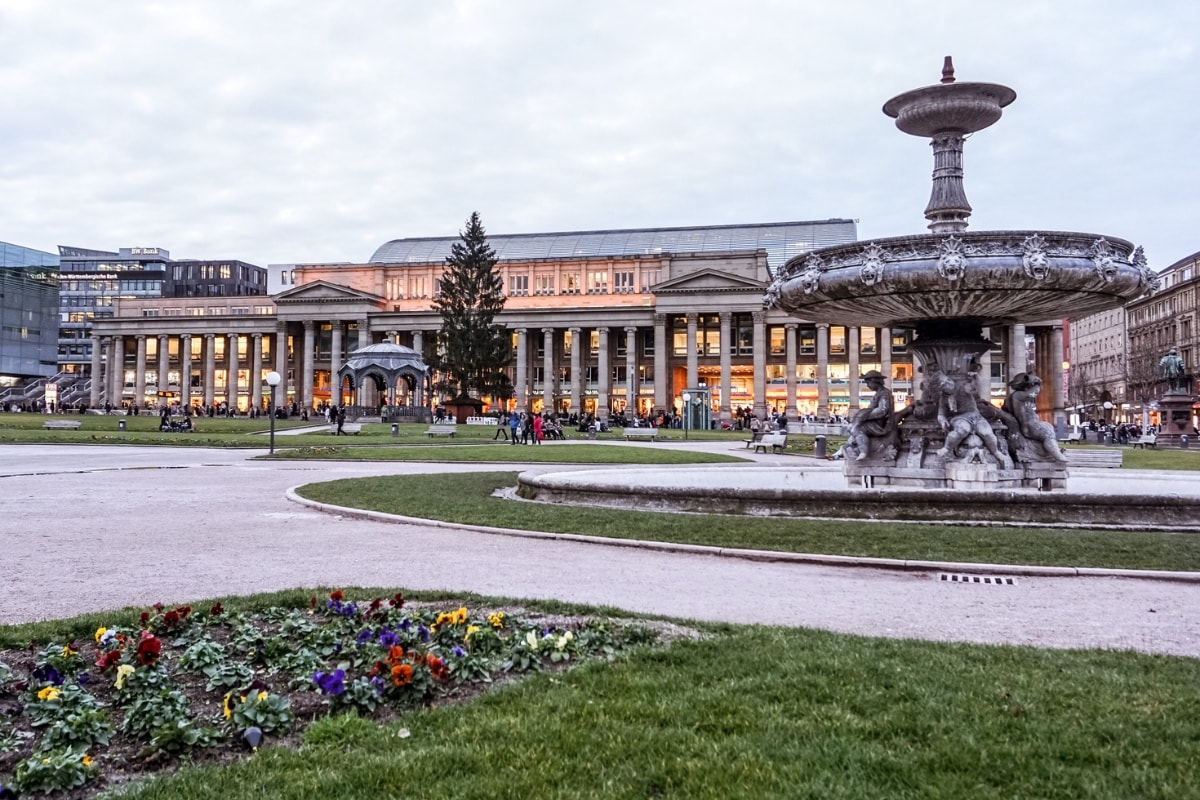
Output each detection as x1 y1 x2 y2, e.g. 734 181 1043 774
938 573 1017 586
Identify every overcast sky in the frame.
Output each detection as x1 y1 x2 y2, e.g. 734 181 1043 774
2 1 1197 273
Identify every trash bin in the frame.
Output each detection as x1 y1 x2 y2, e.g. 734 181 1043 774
1182 435 1189 449
814 435 827 459
391 423 399 438
587 424 597 441
118 419 126 431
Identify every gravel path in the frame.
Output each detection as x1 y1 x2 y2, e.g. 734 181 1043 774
1 444 1196 659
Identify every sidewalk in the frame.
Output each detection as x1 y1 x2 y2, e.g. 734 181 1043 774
1 445 1196 659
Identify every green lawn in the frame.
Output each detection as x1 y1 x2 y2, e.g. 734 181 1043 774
296 472 1200 571
5 592 1195 800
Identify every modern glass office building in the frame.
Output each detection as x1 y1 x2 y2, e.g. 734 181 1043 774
56 246 268 373
0 242 60 383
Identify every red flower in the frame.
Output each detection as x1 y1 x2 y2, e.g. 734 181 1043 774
387 645 405 665
389 592 405 609
391 663 413 687
176 605 192 619
329 590 344 602
139 611 150 628
162 610 180 629
210 603 224 616
136 631 162 666
426 654 450 682
94 650 121 672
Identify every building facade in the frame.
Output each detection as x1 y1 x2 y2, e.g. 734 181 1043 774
0 241 60 385
89 221 1045 422
56 245 268 375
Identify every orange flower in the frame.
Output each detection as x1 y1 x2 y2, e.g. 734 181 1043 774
330 590 344 602
391 663 413 687
387 645 405 664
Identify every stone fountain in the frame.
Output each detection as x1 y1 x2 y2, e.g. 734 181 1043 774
765 57 1160 490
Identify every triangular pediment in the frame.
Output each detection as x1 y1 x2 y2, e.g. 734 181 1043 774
273 280 385 305
652 268 767 294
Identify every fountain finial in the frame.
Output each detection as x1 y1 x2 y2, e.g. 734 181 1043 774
941 55 955 84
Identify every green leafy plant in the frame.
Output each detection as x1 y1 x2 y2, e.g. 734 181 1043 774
228 691 293 734
9 748 97 794
122 688 191 738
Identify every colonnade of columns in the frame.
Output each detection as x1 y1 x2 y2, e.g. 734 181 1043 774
85 317 1065 427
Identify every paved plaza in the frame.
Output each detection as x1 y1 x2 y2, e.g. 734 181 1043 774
1 443 1197 659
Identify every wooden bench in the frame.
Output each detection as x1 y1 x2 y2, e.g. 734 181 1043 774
43 420 81 430
1066 449 1123 468
1059 430 1084 444
743 431 765 448
753 432 788 454
623 427 658 441
425 424 458 437
1131 434 1158 449
330 423 362 435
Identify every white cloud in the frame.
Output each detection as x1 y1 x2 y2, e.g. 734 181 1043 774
1 0 1197 271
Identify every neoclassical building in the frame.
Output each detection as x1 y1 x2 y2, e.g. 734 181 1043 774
89 220 1056 423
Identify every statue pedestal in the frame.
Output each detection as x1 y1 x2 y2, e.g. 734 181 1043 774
1155 391 1196 446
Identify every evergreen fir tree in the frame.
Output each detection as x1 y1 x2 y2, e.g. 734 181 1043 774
431 212 513 403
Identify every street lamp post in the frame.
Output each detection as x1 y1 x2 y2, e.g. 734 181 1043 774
681 392 690 440
265 371 281 455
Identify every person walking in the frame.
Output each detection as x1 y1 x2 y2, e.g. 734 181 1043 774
508 410 520 444
494 411 509 441
533 413 544 445
336 406 346 436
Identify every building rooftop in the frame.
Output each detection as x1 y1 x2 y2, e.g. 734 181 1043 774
369 220 858 273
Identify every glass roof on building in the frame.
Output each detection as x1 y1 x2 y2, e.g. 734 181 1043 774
369 220 857 274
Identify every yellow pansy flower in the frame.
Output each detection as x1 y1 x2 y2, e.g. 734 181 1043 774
487 612 505 629
257 691 269 702
114 664 135 689
94 627 107 644
81 754 94 767
464 625 481 641
222 693 234 719
61 644 77 658
37 686 61 701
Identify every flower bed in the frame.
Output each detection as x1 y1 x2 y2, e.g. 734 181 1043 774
0 592 674 798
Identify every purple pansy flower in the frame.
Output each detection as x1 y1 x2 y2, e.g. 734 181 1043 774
313 669 346 696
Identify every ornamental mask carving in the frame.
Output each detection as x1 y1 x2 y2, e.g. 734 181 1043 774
1021 234 1050 280
936 236 966 281
1090 238 1117 283
859 243 886 287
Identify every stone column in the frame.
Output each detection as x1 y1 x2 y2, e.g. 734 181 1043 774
977 327 992 402
274 323 289 409
816 323 830 420
752 311 767 420
515 328 528 410
1048 325 1067 433
785 323 798 421
134 336 147 409
250 334 263 412
181 334 193 408
300 321 315 411
653 315 668 412
110 335 124 406
569 326 582 414
597 326 610 421
624 326 638 416
157 335 169 400
386 329 398 345
227 334 240 411
330 322 343 407
718 312 733 423
203 334 216 409
543 327 556 412
685 313 698 391
848 326 861 413
356 319 371 407
412 330 424 357
90 336 104 407
881 329 893 390
1008 323 1027 376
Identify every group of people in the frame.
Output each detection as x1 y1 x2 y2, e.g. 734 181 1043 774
493 411 566 444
